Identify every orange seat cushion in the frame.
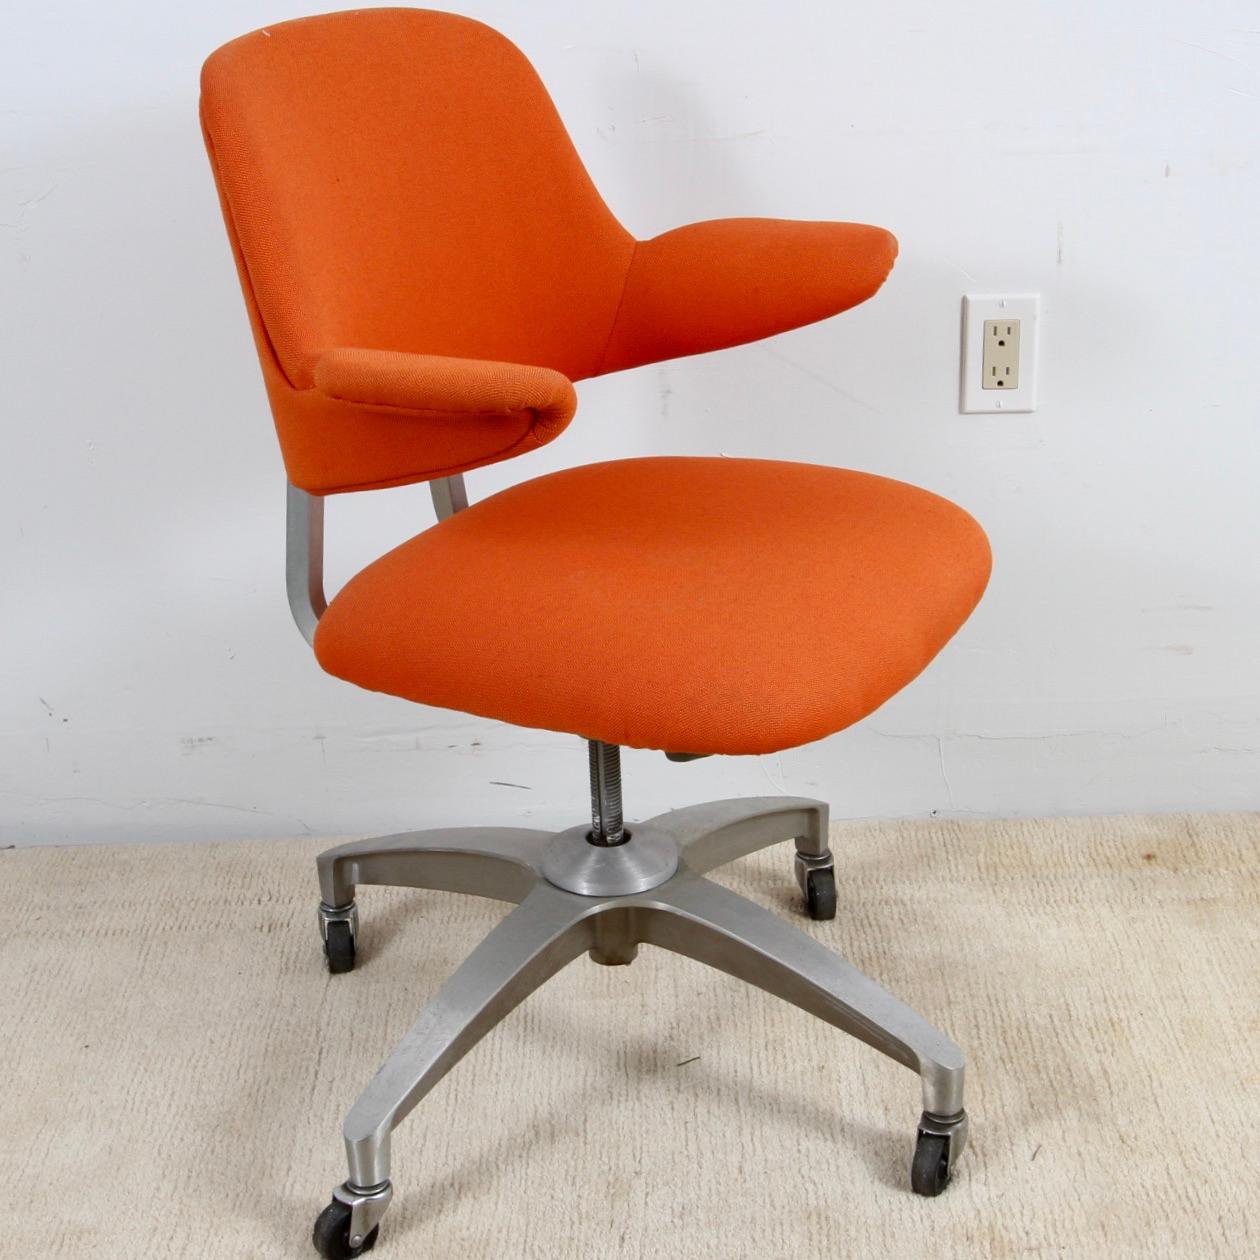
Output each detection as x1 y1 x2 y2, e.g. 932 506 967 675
313 458 991 755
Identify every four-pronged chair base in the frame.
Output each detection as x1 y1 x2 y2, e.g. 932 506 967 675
309 796 968 1258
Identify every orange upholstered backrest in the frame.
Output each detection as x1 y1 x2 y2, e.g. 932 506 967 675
200 8 632 391
203 8 897 493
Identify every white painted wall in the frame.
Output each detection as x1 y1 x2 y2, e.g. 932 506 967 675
2 0 1257 846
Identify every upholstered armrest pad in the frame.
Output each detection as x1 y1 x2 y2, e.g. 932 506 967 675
313 348 577 435
597 218 897 376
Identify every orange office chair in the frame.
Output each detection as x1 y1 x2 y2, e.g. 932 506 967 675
201 10 991 1256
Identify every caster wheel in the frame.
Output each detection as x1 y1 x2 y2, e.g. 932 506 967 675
804 866 837 921
312 1199 378 1259
911 1131 952 1197
323 920 356 975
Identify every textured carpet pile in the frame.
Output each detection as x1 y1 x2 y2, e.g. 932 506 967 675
2 813 1257 1257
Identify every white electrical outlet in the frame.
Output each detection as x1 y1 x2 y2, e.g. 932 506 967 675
982 318 1020 390
960 294 1039 413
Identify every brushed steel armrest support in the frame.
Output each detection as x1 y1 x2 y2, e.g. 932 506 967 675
428 474 468 520
286 482 327 647
284 475 468 647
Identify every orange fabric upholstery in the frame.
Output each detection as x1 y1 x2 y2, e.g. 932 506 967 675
314 349 576 443
314 458 992 756
599 219 897 375
204 11 991 757
200 9 899 493
201 9 631 388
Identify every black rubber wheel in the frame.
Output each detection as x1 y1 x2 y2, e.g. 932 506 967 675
805 867 837 921
312 1199 378 1259
324 920 356 975
911 1131 952 1197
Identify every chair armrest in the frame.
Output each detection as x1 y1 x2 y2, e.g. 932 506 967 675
596 218 897 376
313 349 577 437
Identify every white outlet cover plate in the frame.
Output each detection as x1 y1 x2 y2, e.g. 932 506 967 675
960 293 1039 413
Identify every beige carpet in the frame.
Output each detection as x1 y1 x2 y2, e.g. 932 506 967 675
2 814 1257 1258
